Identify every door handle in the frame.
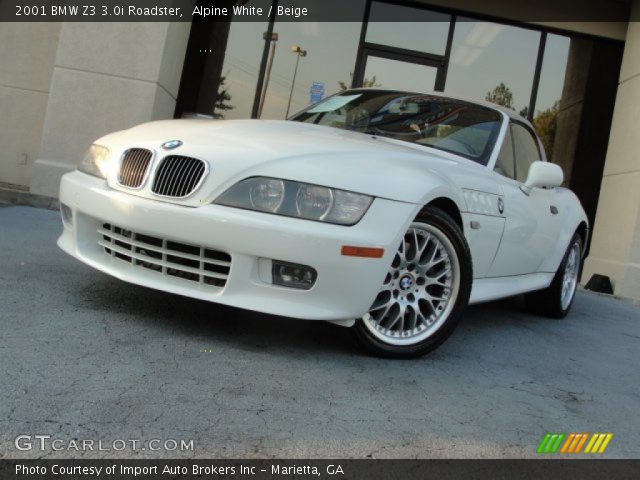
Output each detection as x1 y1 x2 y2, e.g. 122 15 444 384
550 205 559 215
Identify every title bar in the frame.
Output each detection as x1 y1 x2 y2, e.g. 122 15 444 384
0 0 633 22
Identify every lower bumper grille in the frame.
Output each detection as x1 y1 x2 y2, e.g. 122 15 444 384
98 223 231 287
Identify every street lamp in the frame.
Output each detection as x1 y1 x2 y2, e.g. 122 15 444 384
258 31 278 118
285 45 307 119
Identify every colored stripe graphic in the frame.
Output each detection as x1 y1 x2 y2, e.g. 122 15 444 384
584 433 613 453
560 433 575 453
569 434 582 453
537 433 565 453
537 434 552 453
560 433 589 453
539 433 613 454
574 433 590 453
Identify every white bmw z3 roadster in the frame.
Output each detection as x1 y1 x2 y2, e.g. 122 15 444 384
58 89 588 357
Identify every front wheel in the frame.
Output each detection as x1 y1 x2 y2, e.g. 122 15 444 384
353 207 472 358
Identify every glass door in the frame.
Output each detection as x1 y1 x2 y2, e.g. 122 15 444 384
360 52 441 93
351 1 454 93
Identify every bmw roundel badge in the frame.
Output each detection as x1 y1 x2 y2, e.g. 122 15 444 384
161 140 183 150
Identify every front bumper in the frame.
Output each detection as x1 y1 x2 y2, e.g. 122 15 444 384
58 171 417 320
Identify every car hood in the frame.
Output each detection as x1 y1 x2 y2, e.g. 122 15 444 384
100 119 493 206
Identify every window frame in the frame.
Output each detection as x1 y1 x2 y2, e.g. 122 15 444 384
493 118 545 184
510 120 543 183
348 1 599 124
493 124 516 180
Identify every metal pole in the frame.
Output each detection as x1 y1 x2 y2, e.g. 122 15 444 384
258 36 278 118
251 0 278 119
285 54 301 119
528 32 547 122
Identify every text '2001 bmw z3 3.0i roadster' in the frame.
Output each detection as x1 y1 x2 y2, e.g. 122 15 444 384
58 89 589 358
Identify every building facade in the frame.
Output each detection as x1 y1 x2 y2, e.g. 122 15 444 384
1 0 638 299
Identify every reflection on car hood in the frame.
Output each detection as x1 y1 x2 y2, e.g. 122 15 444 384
117 119 468 163
100 119 493 205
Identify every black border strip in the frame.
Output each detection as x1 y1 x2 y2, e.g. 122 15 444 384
2 459 639 480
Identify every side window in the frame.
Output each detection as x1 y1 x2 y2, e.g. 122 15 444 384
511 123 542 183
494 129 515 179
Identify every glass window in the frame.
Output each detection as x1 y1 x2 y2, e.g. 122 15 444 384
292 91 503 164
511 123 541 182
494 130 515 179
259 18 365 119
446 19 540 116
363 56 438 92
531 33 570 160
536 34 569 112
217 20 269 119
366 2 451 54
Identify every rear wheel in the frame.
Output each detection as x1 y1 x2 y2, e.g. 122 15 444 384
525 233 583 318
353 207 472 358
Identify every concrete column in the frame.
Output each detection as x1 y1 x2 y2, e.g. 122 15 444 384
30 21 190 197
0 23 61 187
583 7 640 299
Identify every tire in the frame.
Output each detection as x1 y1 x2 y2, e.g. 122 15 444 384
524 233 583 319
353 206 473 358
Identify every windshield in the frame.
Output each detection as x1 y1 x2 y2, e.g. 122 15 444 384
290 90 503 165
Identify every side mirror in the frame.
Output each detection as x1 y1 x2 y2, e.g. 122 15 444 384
522 161 563 192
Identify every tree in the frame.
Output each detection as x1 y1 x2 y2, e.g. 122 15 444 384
212 75 234 119
338 74 381 91
533 101 560 161
485 82 513 109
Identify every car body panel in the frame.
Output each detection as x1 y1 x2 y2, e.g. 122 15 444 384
58 90 589 322
59 171 415 320
488 175 563 276
99 119 499 208
469 273 555 304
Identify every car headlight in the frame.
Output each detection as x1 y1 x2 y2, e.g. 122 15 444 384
250 178 285 212
215 177 373 226
77 144 110 179
296 184 333 219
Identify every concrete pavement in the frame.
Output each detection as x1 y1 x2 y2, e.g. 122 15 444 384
1 206 638 458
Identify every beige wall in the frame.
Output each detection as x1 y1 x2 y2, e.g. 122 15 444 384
29 21 190 197
0 22 61 186
583 6 640 298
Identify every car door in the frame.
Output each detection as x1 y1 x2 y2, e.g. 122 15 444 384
487 121 562 277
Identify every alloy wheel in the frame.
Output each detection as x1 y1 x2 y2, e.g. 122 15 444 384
561 241 581 310
363 222 460 346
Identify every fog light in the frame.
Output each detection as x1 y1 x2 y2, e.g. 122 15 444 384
272 261 317 290
60 203 73 226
